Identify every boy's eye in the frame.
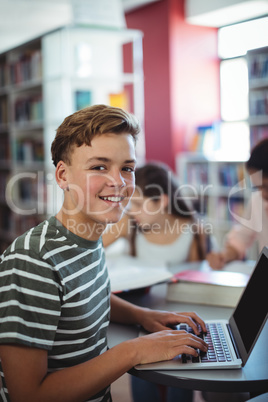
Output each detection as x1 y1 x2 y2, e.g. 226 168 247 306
123 166 135 173
91 165 106 171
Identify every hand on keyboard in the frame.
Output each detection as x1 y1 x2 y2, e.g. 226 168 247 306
178 323 232 364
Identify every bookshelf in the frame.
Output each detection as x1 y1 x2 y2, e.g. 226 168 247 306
0 26 144 253
176 153 250 248
247 46 268 148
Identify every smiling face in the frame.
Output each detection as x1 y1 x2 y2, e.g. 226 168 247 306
56 132 136 239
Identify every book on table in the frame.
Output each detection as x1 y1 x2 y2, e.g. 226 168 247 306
107 255 173 293
166 269 249 307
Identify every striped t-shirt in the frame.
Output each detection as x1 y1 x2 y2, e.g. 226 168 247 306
0 216 111 402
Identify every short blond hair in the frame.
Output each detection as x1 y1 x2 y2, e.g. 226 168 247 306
51 104 140 166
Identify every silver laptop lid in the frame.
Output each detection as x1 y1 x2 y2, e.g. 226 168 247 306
229 246 268 366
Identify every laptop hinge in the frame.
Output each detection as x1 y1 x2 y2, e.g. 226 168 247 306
227 324 241 359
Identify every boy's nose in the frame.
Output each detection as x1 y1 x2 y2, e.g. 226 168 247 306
107 170 126 188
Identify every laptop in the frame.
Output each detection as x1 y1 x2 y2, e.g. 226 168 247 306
135 246 268 370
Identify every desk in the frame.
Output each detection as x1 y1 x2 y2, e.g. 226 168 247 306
108 282 268 397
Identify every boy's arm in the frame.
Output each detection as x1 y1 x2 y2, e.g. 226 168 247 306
110 293 207 334
0 315 207 402
0 339 137 402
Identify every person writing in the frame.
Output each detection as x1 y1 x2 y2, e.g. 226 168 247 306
207 138 268 270
0 105 207 402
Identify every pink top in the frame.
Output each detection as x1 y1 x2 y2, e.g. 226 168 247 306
225 191 268 258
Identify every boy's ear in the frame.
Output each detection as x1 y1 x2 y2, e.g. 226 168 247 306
55 161 69 191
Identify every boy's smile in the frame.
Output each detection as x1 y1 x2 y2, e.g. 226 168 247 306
56 132 136 239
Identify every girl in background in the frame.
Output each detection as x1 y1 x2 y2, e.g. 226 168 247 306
103 162 211 402
104 161 210 265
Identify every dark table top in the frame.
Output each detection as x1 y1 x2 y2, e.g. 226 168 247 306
108 280 268 394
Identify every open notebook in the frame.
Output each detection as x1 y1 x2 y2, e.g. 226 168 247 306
135 247 268 370
107 255 173 292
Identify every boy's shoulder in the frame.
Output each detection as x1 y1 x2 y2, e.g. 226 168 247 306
1 217 63 259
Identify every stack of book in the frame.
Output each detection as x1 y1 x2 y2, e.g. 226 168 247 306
167 269 249 308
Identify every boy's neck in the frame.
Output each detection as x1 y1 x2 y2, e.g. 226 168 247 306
55 210 106 241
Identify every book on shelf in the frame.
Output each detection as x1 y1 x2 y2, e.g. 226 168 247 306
0 97 8 125
8 49 42 85
248 50 268 81
184 162 208 187
166 269 249 307
75 90 92 111
0 61 7 87
0 172 8 202
218 163 245 187
16 138 44 163
190 125 213 154
249 90 268 117
215 196 245 223
109 91 129 110
1 53 35 87
14 95 43 123
250 126 268 148
0 136 10 161
189 122 221 155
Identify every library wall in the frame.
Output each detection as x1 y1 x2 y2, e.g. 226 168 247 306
126 0 220 170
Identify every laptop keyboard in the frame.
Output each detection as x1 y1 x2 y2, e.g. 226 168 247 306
179 323 233 364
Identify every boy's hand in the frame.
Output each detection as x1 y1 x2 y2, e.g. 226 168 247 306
139 309 207 336
131 329 208 366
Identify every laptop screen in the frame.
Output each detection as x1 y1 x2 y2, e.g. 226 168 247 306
230 247 268 364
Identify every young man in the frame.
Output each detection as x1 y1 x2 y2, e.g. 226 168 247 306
0 105 207 402
207 138 268 270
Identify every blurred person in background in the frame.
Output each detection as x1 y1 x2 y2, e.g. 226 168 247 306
207 138 268 270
